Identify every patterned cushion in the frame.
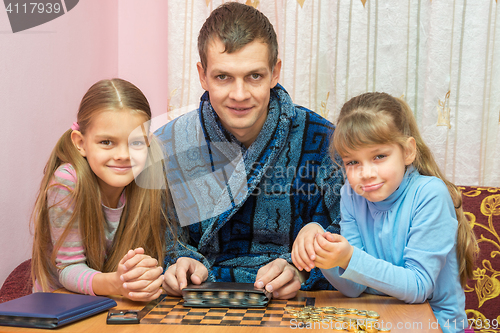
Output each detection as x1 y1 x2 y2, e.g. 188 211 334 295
460 186 500 332
0 259 32 303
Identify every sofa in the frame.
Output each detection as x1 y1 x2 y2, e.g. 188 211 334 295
0 258 31 304
0 186 499 331
461 186 500 332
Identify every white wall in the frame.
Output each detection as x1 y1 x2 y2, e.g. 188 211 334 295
0 0 119 286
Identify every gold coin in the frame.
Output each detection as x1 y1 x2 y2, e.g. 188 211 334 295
346 308 358 313
357 310 367 317
234 292 245 299
248 293 260 300
185 291 198 299
203 291 214 298
365 328 378 333
367 314 380 319
346 318 359 332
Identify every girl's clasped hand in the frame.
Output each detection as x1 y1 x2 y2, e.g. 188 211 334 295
292 224 352 272
115 248 165 301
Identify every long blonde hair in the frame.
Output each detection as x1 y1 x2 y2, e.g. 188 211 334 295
332 92 477 287
31 79 174 291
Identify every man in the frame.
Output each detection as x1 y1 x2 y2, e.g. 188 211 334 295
156 2 342 299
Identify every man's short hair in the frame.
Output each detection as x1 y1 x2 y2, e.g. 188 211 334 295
198 2 278 72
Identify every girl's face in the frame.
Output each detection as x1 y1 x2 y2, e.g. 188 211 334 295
73 109 149 203
341 139 416 202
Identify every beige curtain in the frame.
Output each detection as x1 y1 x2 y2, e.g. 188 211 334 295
167 0 500 187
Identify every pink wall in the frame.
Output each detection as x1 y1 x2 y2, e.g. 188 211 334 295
0 1 169 287
118 0 169 119
0 0 119 286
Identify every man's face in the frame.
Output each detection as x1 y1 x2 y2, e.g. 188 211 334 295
197 38 281 147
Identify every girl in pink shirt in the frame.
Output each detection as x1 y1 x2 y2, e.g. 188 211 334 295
31 79 174 302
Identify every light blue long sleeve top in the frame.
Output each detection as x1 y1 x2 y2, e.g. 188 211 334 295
320 167 466 333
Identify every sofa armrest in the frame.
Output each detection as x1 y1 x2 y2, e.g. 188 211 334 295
460 186 500 331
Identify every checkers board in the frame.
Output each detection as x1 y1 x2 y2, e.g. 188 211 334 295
140 295 315 327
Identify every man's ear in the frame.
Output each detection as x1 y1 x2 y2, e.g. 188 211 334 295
404 137 417 165
271 59 282 88
197 62 208 91
71 130 87 157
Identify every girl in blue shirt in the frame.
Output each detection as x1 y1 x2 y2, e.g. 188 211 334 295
292 92 477 333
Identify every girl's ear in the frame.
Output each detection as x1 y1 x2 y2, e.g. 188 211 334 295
404 137 417 165
71 130 87 157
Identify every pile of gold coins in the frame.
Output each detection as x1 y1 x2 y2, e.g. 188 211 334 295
284 306 391 332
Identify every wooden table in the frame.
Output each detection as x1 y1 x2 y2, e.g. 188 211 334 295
0 291 441 333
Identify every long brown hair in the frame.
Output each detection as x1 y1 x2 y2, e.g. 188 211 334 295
31 79 174 291
332 92 477 287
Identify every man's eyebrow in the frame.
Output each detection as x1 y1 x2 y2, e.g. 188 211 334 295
210 67 269 74
247 67 269 73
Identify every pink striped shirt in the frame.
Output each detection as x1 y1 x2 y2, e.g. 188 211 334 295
34 163 125 295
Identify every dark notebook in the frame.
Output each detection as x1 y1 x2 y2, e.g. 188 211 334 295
0 292 117 329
